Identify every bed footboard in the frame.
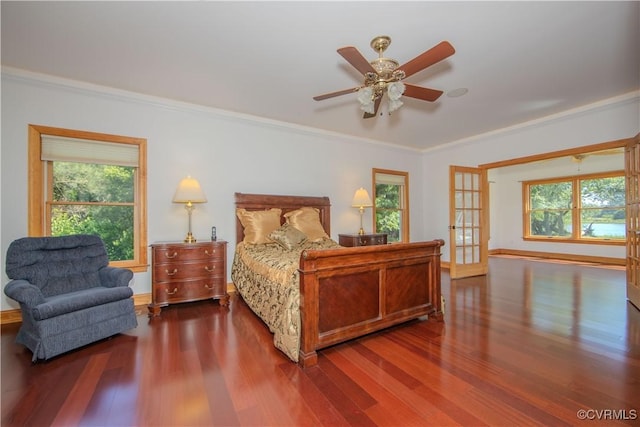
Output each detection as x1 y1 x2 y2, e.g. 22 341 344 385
297 239 444 367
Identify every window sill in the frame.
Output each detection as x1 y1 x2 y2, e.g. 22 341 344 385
523 237 625 246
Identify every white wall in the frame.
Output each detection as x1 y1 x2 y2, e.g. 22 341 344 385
422 93 639 262
2 68 638 311
1 69 425 311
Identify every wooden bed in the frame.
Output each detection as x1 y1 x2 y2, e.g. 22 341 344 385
233 192 444 367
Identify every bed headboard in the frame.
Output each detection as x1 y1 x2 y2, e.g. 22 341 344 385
234 193 331 244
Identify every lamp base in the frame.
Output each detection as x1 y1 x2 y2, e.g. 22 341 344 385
184 232 197 243
358 208 366 235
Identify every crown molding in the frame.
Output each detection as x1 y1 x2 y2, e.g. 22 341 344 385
422 90 640 154
6 66 633 156
1 66 421 154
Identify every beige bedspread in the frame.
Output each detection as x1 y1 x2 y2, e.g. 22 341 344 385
231 239 340 361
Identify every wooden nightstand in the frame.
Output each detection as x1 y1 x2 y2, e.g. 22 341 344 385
338 233 388 247
148 240 228 316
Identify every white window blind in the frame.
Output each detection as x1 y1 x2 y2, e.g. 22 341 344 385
41 135 139 167
375 172 406 186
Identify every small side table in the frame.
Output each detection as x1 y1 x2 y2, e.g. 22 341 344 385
148 240 228 316
338 233 388 247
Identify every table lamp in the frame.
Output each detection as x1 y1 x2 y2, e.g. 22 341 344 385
351 187 373 235
173 175 207 243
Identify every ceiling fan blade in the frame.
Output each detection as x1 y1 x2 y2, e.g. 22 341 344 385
403 83 444 102
337 46 376 75
313 87 360 101
397 41 455 79
363 97 382 119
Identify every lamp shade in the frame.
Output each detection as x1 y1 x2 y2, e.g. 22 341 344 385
351 188 373 208
172 176 207 203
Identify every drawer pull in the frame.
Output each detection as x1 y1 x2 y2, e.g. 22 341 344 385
166 288 178 295
165 268 178 276
204 284 215 290
164 251 178 259
205 265 216 272
205 249 217 256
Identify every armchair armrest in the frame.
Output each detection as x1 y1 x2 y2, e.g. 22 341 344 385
99 266 134 288
4 280 45 307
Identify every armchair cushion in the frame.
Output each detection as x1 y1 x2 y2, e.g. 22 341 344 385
32 286 134 321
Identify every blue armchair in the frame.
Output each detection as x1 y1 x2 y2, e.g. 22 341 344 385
4 235 138 361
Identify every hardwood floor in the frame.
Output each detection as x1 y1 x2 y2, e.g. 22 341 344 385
2 257 639 426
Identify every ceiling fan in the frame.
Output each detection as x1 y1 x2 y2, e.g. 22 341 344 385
313 35 455 118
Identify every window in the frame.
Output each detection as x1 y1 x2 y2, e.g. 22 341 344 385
372 168 409 242
523 171 625 244
28 125 148 271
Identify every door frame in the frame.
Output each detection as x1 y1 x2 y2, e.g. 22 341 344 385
477 138 629 266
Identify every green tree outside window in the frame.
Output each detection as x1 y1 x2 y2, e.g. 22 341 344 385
525 173 625 242
50 162 135 261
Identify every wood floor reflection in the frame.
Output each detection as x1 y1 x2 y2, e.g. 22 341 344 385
2 257 639 426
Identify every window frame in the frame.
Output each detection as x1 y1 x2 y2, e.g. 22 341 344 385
372 168 410 243
28 124 148 272
523 170 625 245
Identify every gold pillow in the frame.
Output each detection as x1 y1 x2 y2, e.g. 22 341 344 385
236 208 282 244
284 207 329 242
268 223 308 250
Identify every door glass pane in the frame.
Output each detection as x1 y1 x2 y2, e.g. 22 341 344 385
464 173 472 188
455 172 463 188
465 246 474 263
455 209 464 226
464 192 473 207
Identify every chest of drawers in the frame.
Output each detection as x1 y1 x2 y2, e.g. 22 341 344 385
338 233 388 247
148 240 228 316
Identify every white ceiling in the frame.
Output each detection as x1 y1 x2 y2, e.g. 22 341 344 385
2 1 639 151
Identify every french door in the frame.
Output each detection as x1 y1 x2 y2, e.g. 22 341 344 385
626 134 640 310
449 166 489 279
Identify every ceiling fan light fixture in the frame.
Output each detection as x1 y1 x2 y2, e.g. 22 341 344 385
387 81 405 113
387 81 405 101
357 87 376 113
388 98 403 113
360 101 376 114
